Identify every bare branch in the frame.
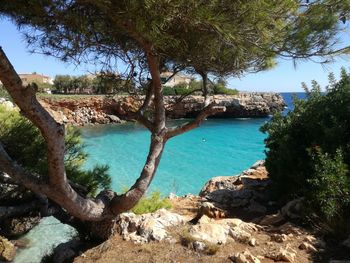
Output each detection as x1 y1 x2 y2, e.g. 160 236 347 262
165 104 226 139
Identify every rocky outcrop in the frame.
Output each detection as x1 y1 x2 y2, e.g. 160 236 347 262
0 176 41 237
164 93 285 118
115 209 185 244
39 92 285 126
0 236 16 262
198 160 274 220
39 97 125 126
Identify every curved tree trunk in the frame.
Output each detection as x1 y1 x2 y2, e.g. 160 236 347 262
0 31 225 240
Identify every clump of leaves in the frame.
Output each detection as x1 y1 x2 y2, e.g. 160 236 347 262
0 85 9 98
0 105 111 197
131 191 172 214
261 68 350 238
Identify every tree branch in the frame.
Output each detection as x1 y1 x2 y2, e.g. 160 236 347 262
165 104 226 139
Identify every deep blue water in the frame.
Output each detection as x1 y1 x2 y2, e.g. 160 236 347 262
81 92 306 196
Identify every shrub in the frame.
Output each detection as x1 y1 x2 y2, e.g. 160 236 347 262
131 191 172 214
261 69 350 237
162 83 199 96
0 105 111 197
0 85 9 98
212 84 238 95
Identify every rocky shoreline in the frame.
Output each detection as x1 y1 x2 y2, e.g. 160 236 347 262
71 160 350 263
38 92 285 126
1 160 350 262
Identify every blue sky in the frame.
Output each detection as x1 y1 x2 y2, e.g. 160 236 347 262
1 18 349 92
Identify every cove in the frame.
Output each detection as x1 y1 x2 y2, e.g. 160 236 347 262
81 118 268 196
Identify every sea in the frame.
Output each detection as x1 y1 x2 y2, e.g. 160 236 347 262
13 92 306 263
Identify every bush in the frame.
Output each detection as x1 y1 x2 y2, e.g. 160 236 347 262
162 83 199 96
0 105 111 197
261 69 350 237
0 85 9 98
131 191 172 214
213 84 238 95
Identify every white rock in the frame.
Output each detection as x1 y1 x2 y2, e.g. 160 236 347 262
230 250 261 263
189 222 229 244
229 228 251 244
299 242 317 253
249 238 257 247
193 241 206 252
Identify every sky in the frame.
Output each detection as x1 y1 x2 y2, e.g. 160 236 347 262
1 18 350 92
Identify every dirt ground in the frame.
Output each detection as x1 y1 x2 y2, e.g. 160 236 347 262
74 196 322 263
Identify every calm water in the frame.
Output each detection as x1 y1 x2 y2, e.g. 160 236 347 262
14 92 306 263
80 92 306 196
81 118 267 195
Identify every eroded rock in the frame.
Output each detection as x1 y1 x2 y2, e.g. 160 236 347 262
116 209 185 243
0 236 16 262
230 250 261 263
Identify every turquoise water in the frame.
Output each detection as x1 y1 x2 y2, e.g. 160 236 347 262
81 118 268 196
14 92 305 262
13 217 76 263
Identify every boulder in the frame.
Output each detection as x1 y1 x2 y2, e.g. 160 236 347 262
229 228 251 244
1 216 41 237
106 114 123 123
0 236 16 262
299 242 317 253
266 247 296 263
189 222 229 244
199 176 241 197
270 233 288 243
281 198 304 219
197 201 226 219
116 209 185 243
199 160 272 221
259 212 285 226
230 250 261 263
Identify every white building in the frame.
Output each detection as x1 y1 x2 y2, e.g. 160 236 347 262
160 71 193 88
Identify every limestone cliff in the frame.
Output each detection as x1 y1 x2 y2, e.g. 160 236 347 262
39 92 285 126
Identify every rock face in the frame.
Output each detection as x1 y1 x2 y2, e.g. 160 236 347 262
39 97 125 126
199 160 273 220
40 92 285 126
164 93 285 118
0 177 41 237
115 209 185 244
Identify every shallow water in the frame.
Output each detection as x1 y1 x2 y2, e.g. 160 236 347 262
13 217 76 263
81 118 268 196
14 92 306 262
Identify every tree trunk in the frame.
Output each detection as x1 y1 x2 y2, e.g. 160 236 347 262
200 71 211 107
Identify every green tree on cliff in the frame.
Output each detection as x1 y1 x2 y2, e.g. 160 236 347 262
0 0 349 239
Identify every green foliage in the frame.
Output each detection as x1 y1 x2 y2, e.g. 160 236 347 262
261 69 350 237
162 79 238 96
162 82 201 96
0 85 9 98
0 106 111 196
53 73 132 94
212 84 238 95
2 0 350 85
308 149 350 222
31 81 53 93
131 191 172 214
53 75 72 94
